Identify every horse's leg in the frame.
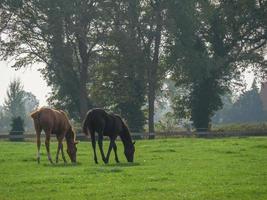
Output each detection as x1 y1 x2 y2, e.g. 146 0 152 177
106 136 117 163
56 135 66 163
36 131 41 164
113 141 120 163
55 135 61 163
98 133 107 163
91 131 98 164
60 142 67 164
45 132 53 164
105 137 114 164
33 119 41 164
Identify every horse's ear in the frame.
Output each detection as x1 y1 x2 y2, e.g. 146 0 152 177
132 141 136 145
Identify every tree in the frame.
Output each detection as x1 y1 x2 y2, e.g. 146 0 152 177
9 116 24 141
23 91 39 130
3 79 26 120
166 0 267 131
89 0 147 131
0 0 109 120
90 0 167 132
1 80 39 131
220 81 267 123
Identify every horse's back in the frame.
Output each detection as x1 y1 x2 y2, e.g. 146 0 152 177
85 109 123 136
31 107 70 133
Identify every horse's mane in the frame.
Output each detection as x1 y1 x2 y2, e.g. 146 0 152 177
60 110 77 142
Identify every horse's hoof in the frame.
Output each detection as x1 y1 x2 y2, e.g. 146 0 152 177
103 158 108 164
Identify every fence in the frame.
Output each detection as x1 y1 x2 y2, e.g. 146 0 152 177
1 130 267 141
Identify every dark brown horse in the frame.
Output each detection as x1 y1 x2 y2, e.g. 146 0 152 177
30 107 78 164
82 108 135 164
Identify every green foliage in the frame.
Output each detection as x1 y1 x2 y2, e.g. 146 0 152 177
0 138 267 199
90 0 147 131
166 0 267 131
0 0 266 131
9 117 24 141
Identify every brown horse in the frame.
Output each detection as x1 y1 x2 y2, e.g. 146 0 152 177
30 107 78 164
82 108 135 164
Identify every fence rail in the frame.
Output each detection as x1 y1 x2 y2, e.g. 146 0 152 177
1 130 267 141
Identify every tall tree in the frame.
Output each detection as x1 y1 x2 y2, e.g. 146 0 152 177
90 0 166 132
166 0 267 130
0 0 108 120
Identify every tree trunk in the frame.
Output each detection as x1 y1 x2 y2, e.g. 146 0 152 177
79 62 88 120
148 3 162 139
77 30 89 120
148 63 155 138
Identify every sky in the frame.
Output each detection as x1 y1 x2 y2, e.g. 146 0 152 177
0 60 255 108
0 61 51 106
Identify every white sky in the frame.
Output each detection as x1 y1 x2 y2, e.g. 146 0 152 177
0 60 255 108
0 61 51 106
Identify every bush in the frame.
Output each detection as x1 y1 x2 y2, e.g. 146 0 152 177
9 117 25 141
212 122 267 132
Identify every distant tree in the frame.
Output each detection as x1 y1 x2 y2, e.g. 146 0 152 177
0 106 5 131
226 81 267 123
23 92 39 130
3 79 26 120
1 80 39 131
9 116 24 141
0 106 10 132
212 93 234 124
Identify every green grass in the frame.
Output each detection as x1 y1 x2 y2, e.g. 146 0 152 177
0 137 267 200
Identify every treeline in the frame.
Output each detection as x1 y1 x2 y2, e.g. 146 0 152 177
0 0 266 132
213 81 267 124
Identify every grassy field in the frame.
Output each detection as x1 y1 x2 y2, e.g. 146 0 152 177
0 137 267 200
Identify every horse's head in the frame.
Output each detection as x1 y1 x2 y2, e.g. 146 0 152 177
124 141 135 162
67 141 78 163
66 128 78 163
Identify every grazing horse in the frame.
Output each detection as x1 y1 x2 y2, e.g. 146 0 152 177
82 108 135 164
30 107 78 164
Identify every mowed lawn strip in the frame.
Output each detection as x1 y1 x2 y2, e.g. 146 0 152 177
0 137 266 200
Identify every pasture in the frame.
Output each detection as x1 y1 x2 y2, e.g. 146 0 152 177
0 137 267 200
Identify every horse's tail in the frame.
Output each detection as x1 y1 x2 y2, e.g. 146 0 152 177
30 109 41 132
82 114 90 136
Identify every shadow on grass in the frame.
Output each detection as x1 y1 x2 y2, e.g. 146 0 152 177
252 144 267 149
21 158 36 162
102 162 141 168
42 162 82 167
151 149 176 153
